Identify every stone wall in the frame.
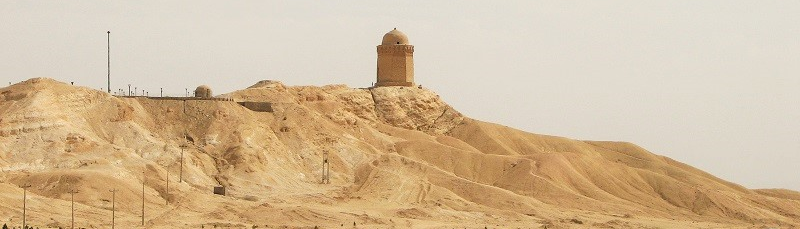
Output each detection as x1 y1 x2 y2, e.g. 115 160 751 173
123 96 233 102
238 101 273 112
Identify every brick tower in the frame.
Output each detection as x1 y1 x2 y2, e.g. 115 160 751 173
376 28 414 87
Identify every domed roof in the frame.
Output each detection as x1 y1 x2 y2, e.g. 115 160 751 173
381 28 409 45
194 85 212 98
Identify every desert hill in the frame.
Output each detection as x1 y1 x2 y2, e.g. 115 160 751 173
0 78 798 228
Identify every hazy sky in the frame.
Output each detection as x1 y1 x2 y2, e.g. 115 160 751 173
2 1 798 190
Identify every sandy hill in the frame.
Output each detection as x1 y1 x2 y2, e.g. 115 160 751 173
0 78 798 228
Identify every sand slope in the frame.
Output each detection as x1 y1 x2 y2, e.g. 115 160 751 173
0 78 797 228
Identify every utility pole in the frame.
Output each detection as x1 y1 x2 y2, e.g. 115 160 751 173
68 189 79 229
109 189 117 229
166 171 169 205
21 184 31 229
107 31 111 93
141 169 145 226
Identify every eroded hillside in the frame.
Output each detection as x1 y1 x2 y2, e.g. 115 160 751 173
0 78 798 228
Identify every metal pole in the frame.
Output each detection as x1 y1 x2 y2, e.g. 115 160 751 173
22 184 31 229
71 190 74 229
107 31 111 93
110 189 117 229
69 189 79 229
23 187 26 229
142 170 145 226
166 171 169 205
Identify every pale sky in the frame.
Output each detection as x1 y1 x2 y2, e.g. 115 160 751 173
2 1 798 190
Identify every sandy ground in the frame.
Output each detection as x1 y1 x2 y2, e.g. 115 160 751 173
0 78 798 228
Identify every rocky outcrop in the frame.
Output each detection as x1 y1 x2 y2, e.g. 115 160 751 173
0 78 798 228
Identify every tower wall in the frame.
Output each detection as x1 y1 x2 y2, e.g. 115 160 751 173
376 45 414 87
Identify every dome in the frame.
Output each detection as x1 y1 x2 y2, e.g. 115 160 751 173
194 85 212 98
381 28 409 45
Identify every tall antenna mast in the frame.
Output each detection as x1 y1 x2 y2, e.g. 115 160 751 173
21 184 31 229
109 188 118 229
142 169 145 226
107 31 111 93
69 188 80 229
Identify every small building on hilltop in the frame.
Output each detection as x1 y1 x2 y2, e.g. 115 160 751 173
195 85 212 98
376 28 415 87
